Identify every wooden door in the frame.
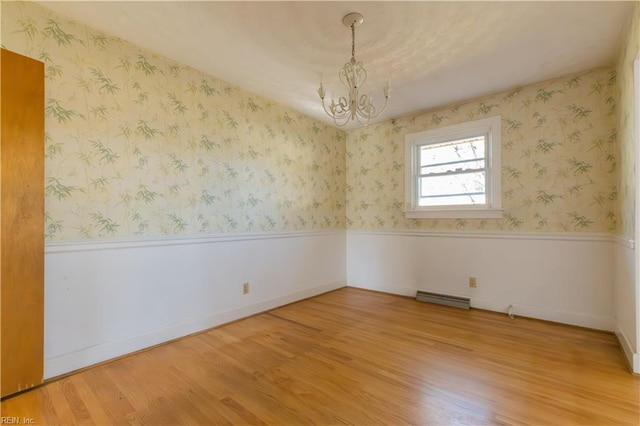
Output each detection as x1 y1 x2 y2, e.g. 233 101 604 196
0 48 45 397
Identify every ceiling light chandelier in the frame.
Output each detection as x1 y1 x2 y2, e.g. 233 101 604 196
318 12 390 127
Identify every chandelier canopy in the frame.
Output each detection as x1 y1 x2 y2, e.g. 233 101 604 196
318 12 390 127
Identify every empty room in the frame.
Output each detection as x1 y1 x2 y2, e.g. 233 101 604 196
1 1 639 424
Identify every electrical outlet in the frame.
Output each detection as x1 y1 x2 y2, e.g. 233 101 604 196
242 282 250 295
469 277 477 288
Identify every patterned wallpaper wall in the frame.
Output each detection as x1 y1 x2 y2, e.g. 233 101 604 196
616 2 640 238
2 1 346 241
347 68 618 232
3 2 626 239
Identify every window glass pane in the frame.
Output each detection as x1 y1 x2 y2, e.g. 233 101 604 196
419 171 485 199
419 136 485 175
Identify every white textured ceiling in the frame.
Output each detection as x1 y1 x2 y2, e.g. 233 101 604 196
36 1 634 129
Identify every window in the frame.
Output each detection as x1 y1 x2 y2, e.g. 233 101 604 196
404 115 502 219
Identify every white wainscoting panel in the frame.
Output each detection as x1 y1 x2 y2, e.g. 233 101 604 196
44 231 346 378
613 238 639 373
347 230 615 331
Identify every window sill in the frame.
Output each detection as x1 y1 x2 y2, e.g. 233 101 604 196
404 208 504 219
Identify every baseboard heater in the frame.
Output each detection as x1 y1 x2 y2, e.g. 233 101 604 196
416 291 470 310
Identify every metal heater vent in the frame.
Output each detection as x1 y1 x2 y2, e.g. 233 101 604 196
416 291 470 310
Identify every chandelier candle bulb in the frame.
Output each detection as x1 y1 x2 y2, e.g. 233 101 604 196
318 12 390 127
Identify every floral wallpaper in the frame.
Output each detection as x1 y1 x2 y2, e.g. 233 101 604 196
2 1 627 239
2 1 346 241
347 68 618 232
616 2 640 239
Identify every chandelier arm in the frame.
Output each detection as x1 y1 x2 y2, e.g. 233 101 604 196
355 61 367 89
362 94 389 120
355 117 370 127
339 62 354 93
333 116 350 127
328 95 350 127
357 94 374 116
320 96 349 121
320 98 337 118
354 108 371 126
334 97 350 116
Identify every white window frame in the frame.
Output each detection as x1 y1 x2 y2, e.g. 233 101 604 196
404 115 503 219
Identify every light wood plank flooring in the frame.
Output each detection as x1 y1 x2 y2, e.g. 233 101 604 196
2 288 639 425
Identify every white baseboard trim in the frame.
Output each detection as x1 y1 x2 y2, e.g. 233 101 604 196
44 281 345 379
469 295 612 331
347 284 613 331
615 322 640 374
348 283 418 298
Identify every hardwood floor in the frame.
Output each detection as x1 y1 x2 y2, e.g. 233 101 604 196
2 287 638 425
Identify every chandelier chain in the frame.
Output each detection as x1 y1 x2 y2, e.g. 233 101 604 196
351 23 356 61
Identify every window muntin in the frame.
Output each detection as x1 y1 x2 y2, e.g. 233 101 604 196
404 116 502 219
